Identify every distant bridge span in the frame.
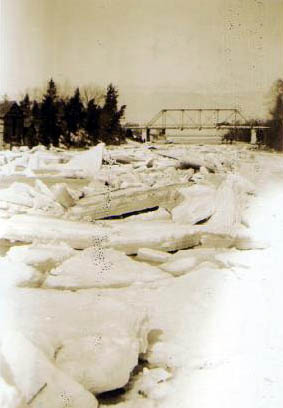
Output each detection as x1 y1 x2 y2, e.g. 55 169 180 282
124 108 269 141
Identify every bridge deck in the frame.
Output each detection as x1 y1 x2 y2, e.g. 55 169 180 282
125 125 270 130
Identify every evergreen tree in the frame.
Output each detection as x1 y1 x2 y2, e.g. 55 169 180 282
31 100 41 145
39 79 60 147
266 79 283 150
31 100 40 125
56 98 68 146
85 98 101 145
269 79 283 120
20 94 32 146
104 83 119 112
30 101 41 146
20 93 33 146
64 88 85 145
100 84 126 144
20 94 32 125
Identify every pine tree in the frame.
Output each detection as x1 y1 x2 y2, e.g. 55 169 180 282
31 100 41 145
271 94 283 121
20 93 33 145
32 101 40 124
104 83 118 112
46 78 57 100
100 84 126 144
266 79 283 150
270 79 283 120
20 94 32 125
85 99 101 145
64 88 85 146
56 98 67 146
39 79 60 147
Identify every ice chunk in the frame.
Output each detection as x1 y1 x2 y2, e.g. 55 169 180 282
7 242 75 269
34 179 54 198
68 182 186 220
55 329 144 394
0 215 111 249
136 248 172 263
43 248 169 289
64 144 104 178
1 331 98 407
28 155 40 170
0 259 42 289
197 174 247 241
134 367 172 401
235 227 269 250
124 208 171 222
0 181 66 216
0 378 26 408
0 162 16 176
0 183 34 207
50 183 75 208
0 352 27 408
160 257 198 276
0 288 150 397
109 221 200 254
172 185 216 225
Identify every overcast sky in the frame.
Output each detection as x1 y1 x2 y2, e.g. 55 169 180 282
0 0 282 121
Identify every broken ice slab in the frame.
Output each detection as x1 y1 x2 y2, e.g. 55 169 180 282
0 215 111 250
0 258 43 289
108 221 201 255
172 185 216 225
62 143 104 178
0 288 149 398
1 331 98 407
196 174 248 237
6 242 76 272
68 182 187 220
175 159 215 173
0 214 200 253
43 248 170 290
136 248 172 264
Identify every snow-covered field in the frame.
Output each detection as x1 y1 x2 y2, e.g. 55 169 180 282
0 141 283 407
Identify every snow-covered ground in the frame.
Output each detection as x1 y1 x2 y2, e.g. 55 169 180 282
0 142 282 407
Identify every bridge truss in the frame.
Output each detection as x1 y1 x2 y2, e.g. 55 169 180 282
125 108 269 131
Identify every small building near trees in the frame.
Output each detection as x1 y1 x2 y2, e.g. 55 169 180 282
0 101 24 148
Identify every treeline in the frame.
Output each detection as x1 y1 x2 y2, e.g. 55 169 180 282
223 79 283 149
264 79 283 150
19 79 126 148
223 119 267 144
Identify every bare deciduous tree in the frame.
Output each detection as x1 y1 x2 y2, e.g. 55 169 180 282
19 86 44 102
80 83 105 106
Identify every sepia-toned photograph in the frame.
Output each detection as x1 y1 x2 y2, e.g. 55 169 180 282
0 0 282 406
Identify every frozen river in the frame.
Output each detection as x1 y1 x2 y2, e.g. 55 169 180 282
0 144 283 407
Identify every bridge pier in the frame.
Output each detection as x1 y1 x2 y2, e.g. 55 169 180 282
141 128 150 142
158 128 166 140
251 128 257 144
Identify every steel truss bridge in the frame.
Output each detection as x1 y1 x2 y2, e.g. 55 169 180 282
124 109 269 139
